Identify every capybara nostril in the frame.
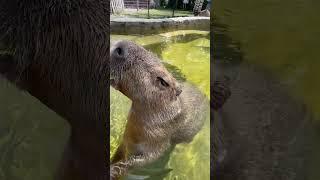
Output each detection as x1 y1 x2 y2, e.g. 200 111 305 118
115 47 124 57
112 42 127 59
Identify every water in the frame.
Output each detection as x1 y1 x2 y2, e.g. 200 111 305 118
213 0 320 118
110 30 210 180
0 81 69 180
213 0 320 179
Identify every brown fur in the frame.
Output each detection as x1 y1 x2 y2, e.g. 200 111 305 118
110 40 210 179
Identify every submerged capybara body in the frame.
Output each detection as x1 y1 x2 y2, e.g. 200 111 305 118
109 40 210 179
213 61 313 180
0 1 109 179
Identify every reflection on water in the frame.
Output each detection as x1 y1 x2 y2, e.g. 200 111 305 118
110 30 210 180
213 0 320 179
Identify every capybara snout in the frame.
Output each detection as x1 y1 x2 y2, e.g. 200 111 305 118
110 41 128 63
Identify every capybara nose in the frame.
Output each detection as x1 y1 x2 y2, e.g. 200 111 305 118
111 41 127 59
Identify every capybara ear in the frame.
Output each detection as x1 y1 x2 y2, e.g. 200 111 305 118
0 54 16 82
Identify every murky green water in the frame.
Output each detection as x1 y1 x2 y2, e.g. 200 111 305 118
110 30 210 180
213 0 320 179
0 82 69 180
213 0 320 119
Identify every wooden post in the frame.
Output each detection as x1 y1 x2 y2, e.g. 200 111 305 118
147 0 150 19
172 0 178 17
137 0 139 11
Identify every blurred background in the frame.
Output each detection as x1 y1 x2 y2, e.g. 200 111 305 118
212 0 320 179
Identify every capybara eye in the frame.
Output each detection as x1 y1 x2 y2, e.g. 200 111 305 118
157 77 169 87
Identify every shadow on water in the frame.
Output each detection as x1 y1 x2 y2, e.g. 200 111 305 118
212 19 243 82
212 1 320 179
162 62 187 82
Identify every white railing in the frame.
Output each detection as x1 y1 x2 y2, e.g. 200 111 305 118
124 0 149 9
111 0 125 14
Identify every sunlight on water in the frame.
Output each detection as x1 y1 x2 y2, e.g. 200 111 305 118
110 30 210 180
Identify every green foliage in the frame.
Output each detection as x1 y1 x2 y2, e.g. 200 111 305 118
160 0 167 7
166 0 208 10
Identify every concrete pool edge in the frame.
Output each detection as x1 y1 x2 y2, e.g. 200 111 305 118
111 17 210 35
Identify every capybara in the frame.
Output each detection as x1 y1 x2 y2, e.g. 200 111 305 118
109 40 230 179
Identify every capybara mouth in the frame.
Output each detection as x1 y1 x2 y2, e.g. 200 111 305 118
110 73 121 90
110 75 118 89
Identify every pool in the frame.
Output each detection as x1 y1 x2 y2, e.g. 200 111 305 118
110 30 210 180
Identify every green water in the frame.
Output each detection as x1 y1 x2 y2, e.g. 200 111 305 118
213 0 320 119
213 0 320 179
0 82 69 180
110 30 210 180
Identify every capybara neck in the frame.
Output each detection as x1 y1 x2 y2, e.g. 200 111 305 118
130 97 182 125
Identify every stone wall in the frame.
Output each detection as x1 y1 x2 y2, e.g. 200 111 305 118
111 17 210 34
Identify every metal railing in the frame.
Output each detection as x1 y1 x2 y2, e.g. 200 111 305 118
124 0 149 9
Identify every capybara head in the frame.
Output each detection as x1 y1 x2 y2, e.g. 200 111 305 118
110 40 182 106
